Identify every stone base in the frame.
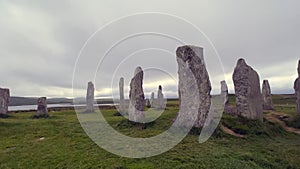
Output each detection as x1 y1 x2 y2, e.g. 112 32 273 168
224 106 237 115
129 110 145 123
263 105 274 110
85 109 94 113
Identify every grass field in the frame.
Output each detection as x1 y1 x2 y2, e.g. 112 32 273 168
1 95 300 169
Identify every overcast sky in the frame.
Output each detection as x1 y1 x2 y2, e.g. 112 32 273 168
1 0 300 98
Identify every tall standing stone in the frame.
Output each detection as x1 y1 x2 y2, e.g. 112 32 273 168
157 85 165 109
262 80 274 110
294 60 300 115
119 77 125 114
176 45 211 128
0 88 10 115
36 97 48 116
129 67 145 122
86 81 95 112
220 80 230 111
232 58 263 121
150 92 155 108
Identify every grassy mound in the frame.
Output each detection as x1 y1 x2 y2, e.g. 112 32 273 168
221 114 286 137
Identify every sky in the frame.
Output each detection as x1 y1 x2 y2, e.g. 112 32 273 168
0 0 300 99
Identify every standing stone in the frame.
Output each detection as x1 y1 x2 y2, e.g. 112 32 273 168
262 80 274 110
86 81 95 112
232 58 263 121
145 99 151 107
294 60 300 115
0 88 10 115
129 67 145 122
119 77 126 114
176 45 211 128
220 80 230 111
36 97 48 117
157 85 165 109
150 92 155 108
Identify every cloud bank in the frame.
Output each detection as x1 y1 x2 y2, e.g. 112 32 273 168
0 0 299 98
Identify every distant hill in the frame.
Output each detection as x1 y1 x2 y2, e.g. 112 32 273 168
8 94 295 106
8 97 73 106
8 97 115 106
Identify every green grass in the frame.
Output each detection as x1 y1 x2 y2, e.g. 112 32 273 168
228 94 236 106
284 115 300 129
1 96 300 169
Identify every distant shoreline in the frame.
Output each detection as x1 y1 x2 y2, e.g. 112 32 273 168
8 103 117 113
7 94 296 112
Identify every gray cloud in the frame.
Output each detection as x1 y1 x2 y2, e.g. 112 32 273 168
1 0 300 98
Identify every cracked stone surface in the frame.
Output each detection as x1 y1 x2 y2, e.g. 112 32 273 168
221 80 230 111
176 45 211 128
232 58 263 121
86 81 94 112
0 88 10 115
262 80 274 110
294 60 300 115
129 67 145 122
37 97 48 116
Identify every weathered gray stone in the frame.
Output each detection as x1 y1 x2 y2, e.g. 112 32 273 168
0 88 10 115
262 80 274 110
150 92 155 108
37 97 48 116
129 67 145 122
232 58 263 121
157 85 165 109
220 80 230 111
176 45 211 128
145 99 151 107
119 77 126 114
86 81 94 112
294 60 300 115
298 60 300 76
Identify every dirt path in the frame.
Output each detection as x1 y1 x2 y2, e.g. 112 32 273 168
265 112 300 135
220 124 245 138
